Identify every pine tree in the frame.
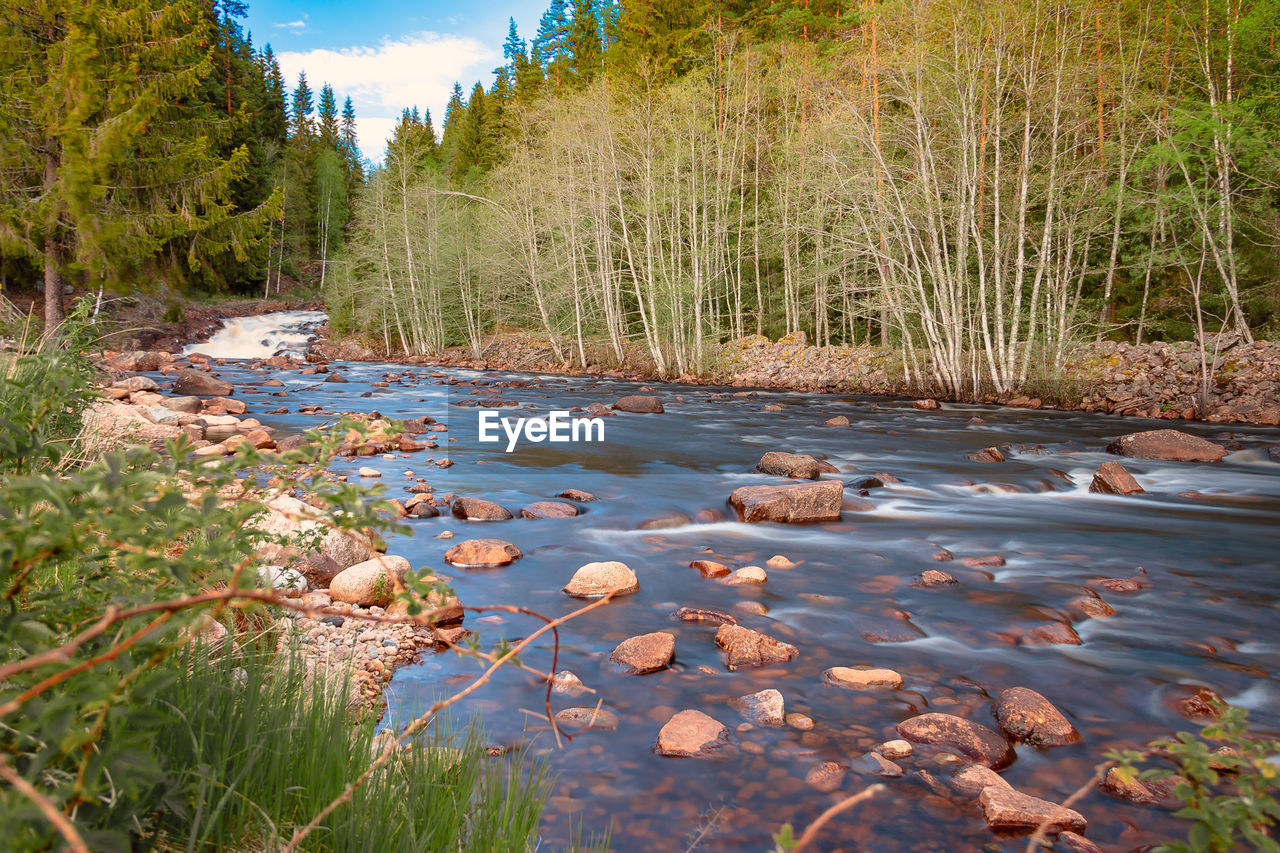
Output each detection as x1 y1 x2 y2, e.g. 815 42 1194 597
0 0 279 326
455 83 491 179
439 82 467 174
317 83 339 147
568 0 604 84
290 72 314 140
339 96 363 180
532 0 572 73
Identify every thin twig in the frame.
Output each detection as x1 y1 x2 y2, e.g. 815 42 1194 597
1023 760 1114 853
790 784 886 853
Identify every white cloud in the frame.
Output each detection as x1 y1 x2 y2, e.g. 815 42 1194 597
278 32 496 163
275 19 307 32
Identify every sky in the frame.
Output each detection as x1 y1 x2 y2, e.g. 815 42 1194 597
244 1 546 164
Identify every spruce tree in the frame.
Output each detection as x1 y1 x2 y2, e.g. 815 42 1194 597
317 83 339 148
339 96 363 180
568 0 604 83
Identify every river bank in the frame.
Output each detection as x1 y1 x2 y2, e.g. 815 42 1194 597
311 329 1280 427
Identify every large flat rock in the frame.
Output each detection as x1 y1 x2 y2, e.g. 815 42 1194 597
729 480 844 523
1105 429 1227 462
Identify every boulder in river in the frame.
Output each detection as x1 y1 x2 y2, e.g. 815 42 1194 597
613 394 664 413
557 488 596 502
555 706 619 732
913 569 957 588
756 451 821 480
173 368 233 397
951 764 1012 797
728 480 844 523
966 446 1006 463
896 712 1014 768
451 496 513 521
1089 461 1145 495
689 560 731 578
913 398 941 410
673 606 736 625
1105 428 1228 462
824 666 904 690
609 631 675 674
994 687 1079 747
824 415 851 427
444 538 522 567
562 561 639 598
715 624 799 669
979 786 1087 834
731 688 785 727
328 555 409 607
656 710 729 758
1100 766 1183 808
521 500 579 519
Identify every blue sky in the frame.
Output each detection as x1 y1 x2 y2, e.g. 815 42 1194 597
244 1 546 162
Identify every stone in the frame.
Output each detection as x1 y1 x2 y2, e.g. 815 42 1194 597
357 467 381 477
585 402 614 417
967 446 1006 463
914 398 941 410
613 395 664 413
557 488 596 502
257 565 307 592
878 740 913 759
193 443 228 457
1020 622 1082 646
673 607 736 625
756 451 821 480
766 555 799 569
962 554 1006 568
244 429 275 449
724 566 767 585
205 396 247 415
994 687 1079 747
551 671 585 695
109 350 166 372
690 560 731 578
715 624 799 669
805 761 846 792
554 706 619 731
324 372 348 383
951 764 1012 797
731 689 785 727
328 555 410 607
913 569 957 588
850 752 904 777
1100 767 1183 808
1105 429 1228 462
444 538 522 567
896 713 1014 768
824 666 903 690
111 375 158 393
656 710 729 758
172 368 233 397
824 415 851 426
1058 832 1104 853
410 503 440 519
520 500 579 519
609 632 675 674
562 561 639 598
979 786 1087 834
729 480 844 523
256 494 378 584
139 406 179 426
1089 461 1145 495
451 496 513 521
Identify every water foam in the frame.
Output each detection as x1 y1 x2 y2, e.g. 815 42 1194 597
184 310 326 360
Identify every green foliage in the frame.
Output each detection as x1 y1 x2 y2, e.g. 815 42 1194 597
1110 703 1280 852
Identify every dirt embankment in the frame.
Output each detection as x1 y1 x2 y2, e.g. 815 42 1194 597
315 329 1280 427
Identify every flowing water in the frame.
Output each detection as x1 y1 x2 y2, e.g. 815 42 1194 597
183 310 327 360
180 320 1280 851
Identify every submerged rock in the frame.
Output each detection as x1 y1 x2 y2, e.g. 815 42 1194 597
657 710 729 757
610 631 675 674
715 624 799 669
1105 428 1228 462
896 712 1014 768
521 500 579 519
824 666 903 690
731 689 785 727
613 394 664 413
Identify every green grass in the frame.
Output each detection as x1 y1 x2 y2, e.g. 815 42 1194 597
133 644 552 852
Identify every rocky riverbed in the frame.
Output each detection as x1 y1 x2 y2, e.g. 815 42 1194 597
94 320 1280 852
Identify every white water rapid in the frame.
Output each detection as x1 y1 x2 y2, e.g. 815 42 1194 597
183 310 327 360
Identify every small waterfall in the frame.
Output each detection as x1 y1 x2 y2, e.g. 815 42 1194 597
184 310 327 360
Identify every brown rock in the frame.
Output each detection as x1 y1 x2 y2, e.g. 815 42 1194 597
730 689 784 726
520 500 579 519
914 399 941 410
962 554 1006 568
554 706 619 731
1058 831 1104 853
1020 622 1082 646
896 713 1014 768
673 606 736 625
724 566 767 585
111 375 159 393
805 761 846 792
159 395 203 414
1089 461 1145 495
562 561 639 598
613 395 664 413
244 429 275 449
715 624 799 669
656 710 729 758
689 560 731 578
967 446 1006 463
205 396 247 415
1067 593 1116 620
172 369 233 397
585 402 614 417
729 480 844 523
610 632 675 674
443 538 522 567
850 752 904 777
824 666 904 690
1100 767 1183 808
756 451 821 480
328 555 409 607
951 764 1012 797
979 786 1086 833
994 688 1079 747
913 570 957 588
1105 429 1228 462
451 496 513 521
824 415 851 426
557 488 596 502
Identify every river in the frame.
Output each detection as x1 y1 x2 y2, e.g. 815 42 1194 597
189 314 1280 851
